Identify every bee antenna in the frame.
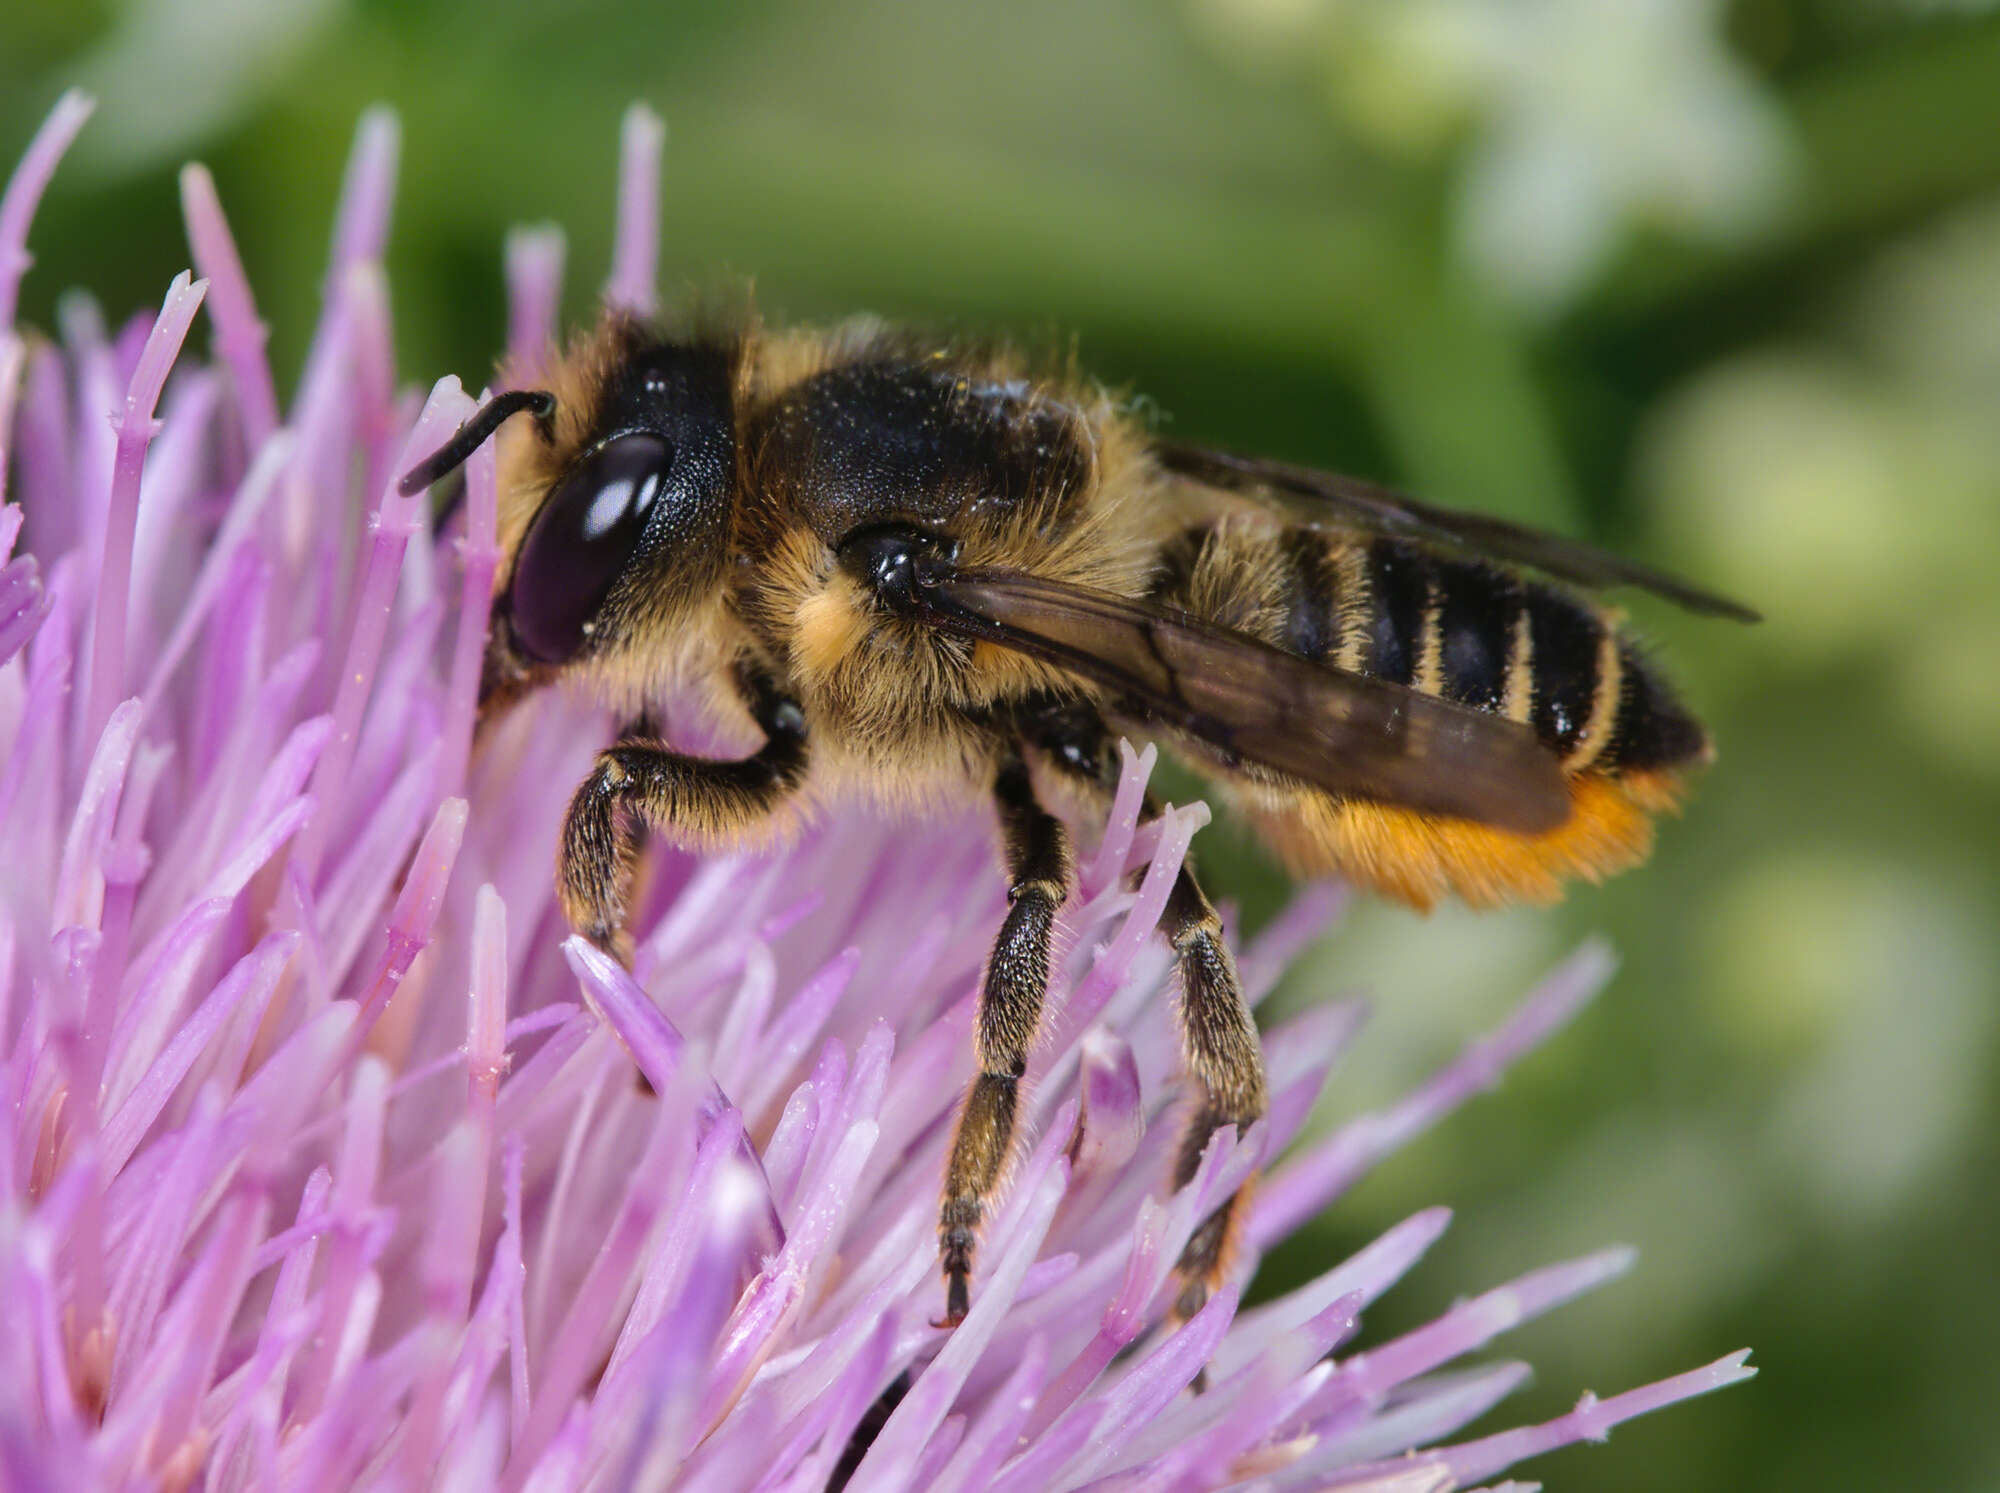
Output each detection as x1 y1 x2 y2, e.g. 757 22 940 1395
398 388 557 497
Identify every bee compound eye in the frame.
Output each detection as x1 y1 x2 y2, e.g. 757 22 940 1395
509 432 674 663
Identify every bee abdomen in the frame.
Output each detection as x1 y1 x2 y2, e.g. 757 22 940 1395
1167 526 1708 779
1392 538 1709 776
1158 523 1713 909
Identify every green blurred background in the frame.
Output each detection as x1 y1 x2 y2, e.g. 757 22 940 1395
6 1 1999 1487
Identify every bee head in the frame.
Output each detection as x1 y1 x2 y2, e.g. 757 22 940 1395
402 334 736 671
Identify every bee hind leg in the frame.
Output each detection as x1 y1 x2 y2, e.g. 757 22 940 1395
937 750 1071 1327
1161 865 1267 1336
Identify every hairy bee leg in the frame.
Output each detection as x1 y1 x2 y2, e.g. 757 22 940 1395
1017 699 1269 1333
558 679 807 959
1161 865 1267 1327
937 752 1072 1328
608 711 664 860
559 740 805 954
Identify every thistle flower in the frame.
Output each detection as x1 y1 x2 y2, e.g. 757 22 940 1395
0 94 1751 1492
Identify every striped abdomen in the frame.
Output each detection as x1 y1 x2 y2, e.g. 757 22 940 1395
1151 523 1710 907
1155 523 1708 777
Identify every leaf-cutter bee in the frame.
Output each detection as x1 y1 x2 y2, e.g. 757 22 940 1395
401 312 1754 1331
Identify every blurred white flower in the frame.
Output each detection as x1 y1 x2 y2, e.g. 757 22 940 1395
1640 350 1918 658
1191 0 1794 310
1704 854 1995 1221
1640 191 2000 758
1852 194 2000 401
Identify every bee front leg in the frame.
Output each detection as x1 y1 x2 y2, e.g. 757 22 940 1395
558 671 808 959
937 751 1071 1328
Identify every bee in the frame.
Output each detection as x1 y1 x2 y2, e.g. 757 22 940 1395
400 311 1754 1332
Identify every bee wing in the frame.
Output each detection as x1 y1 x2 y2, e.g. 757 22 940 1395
1156 443 1761 623
917 566 1570 834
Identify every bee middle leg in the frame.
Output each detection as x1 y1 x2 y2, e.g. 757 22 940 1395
937 750 1071 1327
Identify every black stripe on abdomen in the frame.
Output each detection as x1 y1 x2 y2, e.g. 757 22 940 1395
1364 540 1429 687
1432 557 1518 712
1279 530 1340 661
1524 586 1603 758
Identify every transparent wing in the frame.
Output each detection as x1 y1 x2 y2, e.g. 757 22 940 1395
1157 443 1760 623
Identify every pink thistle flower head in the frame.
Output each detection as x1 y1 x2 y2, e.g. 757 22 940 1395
0 93 1752 1491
